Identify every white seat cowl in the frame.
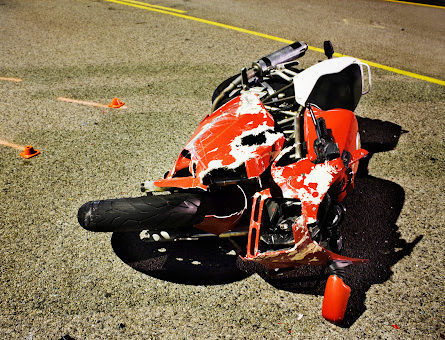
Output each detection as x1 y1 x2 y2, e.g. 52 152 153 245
293 57 364 107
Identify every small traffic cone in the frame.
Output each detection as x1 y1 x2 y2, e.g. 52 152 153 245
20 145 40 159
108 97 125 108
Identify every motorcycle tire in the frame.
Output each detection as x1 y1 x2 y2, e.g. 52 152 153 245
78 193 206 233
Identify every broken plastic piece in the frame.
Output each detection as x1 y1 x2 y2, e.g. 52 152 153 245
108 97 125 108
322 275 351 323
20 145 40 159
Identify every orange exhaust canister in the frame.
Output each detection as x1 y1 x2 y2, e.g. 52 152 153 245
322 275 351 323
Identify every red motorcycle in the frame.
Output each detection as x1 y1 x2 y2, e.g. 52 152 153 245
78 41 372 323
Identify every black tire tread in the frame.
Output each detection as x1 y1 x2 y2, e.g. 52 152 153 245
78 193 205 233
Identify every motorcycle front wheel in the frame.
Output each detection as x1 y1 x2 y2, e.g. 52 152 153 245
77 193 206 233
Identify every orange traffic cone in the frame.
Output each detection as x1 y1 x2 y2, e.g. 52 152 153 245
20 145 40 159
108 97 125 108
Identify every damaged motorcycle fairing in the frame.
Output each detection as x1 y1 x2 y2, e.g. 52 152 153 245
154 92 285 234
154 89 368 267
78 40 376 323
242 153 368 269
241 104 368 268
150 47 372 270
153 86 369 267
155 92 285 188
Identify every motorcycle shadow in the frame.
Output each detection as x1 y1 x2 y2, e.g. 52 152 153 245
111 233 251 285
261 175 422 327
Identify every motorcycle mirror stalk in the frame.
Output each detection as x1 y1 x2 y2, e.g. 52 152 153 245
324 41 334 59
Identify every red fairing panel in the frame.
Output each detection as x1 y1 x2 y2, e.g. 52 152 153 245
242 107 368 269
188 92 285 181
272 157 346 224
243 159 346 268
155 92 285 189
304 107 361 166
243 179 368 268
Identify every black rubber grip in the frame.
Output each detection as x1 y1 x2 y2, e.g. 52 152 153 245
78 193 205 232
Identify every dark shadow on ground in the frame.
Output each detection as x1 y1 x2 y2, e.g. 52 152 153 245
244 117 421 326
111 116 421 325
339 177 422 327
256 175 422 326
111 233 250 285
355 116 407 176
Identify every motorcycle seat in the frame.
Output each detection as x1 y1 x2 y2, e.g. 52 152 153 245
293 57 370 111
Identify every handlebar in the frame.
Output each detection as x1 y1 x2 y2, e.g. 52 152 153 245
211 41 308 111
252 41 308 76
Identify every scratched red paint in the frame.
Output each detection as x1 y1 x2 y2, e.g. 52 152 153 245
153 92 368 269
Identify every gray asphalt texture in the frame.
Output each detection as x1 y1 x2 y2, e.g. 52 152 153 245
1 0 444 338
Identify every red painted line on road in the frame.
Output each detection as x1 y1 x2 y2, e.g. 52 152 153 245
0 77 23 82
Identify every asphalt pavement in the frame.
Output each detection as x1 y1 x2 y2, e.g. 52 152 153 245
0 0 444 338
